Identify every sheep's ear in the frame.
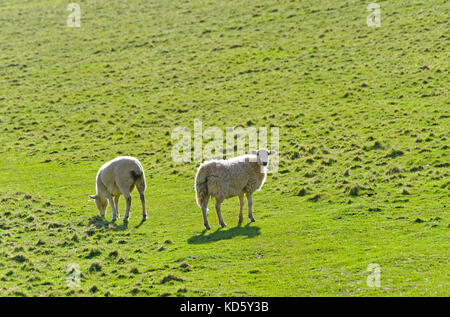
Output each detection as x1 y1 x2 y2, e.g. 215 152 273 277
251 150 258 155
89 195 97 200
268 150 276 155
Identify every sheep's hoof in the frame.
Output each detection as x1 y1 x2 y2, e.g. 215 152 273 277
204 223 211 230
238 217 244 223
142 216 147 222
249 218 256 223
220 223 227 228
123 217 130 222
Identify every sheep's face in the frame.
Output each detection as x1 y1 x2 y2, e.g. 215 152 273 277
89 195 107 216
251 149 275 167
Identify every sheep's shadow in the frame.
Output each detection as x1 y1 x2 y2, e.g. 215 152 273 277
187 223 260 244
88 215 129 231
134 220 146 229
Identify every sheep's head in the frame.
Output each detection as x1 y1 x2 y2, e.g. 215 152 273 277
251 148 275 167
89 194 107 216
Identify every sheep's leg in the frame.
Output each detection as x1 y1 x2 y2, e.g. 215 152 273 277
201 197 210 230
123 194 132 222
117 181 132 222
215 201 226 228
138 189 147 221
238 193 245 223
135 180 147 221
139 193 146 221
107 197 117 222
114 195 120 220
246 193 255 222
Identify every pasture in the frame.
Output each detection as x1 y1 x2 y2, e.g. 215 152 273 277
0 0 448 296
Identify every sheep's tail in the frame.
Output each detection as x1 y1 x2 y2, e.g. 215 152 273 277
130 169 146 193
195 164 209 208
130 170 143 181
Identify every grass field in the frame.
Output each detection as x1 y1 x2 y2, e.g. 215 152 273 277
0 0 448 296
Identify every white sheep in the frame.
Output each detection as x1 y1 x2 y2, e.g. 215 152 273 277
194 149 274 230
89 156 147 222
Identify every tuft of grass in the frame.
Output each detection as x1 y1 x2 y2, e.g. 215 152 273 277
11 254 28 263
161 273 184 284
130 267 139 275
35 239 45 246
85 249 102 259
307 194 321 202
108 250 119 258
89 262 102 273
363 141 384 151
157 245 166 252
346 184 364 197
131 288 140 295
179 262 192 272
386 149 404 159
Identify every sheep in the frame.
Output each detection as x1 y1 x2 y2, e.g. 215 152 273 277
89 156 147 222
194 148 275 230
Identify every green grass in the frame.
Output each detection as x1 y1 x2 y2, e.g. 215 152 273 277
0 0 448 296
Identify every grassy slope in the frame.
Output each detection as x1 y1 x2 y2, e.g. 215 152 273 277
0 0 448 296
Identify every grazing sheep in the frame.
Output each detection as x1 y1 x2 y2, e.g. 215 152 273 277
89 156 147 222
195 149 275 230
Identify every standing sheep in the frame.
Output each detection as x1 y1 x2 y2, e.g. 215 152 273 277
89 156 147 222
195 149 275 230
